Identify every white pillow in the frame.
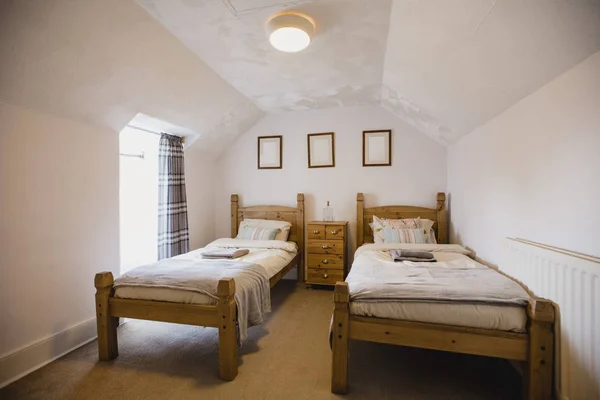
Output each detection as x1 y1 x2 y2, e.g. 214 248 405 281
276 227 290 241
238 219 291 241
369 221 384 244
427 228 437 244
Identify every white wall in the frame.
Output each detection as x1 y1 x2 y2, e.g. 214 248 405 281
0 1 227 385
0 103 216 387
448 51 600 264
0 102 120 384
186 147 217 251
216 106 447 251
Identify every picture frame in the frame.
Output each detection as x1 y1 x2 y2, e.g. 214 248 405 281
362 129 391 167
307 132 335 168
257 135 282 169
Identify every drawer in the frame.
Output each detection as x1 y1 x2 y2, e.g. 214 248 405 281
308 224 325 240
306 268 344 285
307 240 344 255
307 254 344 270
325 225 345 240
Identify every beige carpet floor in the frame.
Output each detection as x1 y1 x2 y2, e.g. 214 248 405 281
1 281 522 400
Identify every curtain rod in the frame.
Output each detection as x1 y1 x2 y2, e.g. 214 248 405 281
125 125 185 143
120 151 145 159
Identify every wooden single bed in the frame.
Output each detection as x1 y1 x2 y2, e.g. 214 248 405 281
331 193 554 399
94 193 304 381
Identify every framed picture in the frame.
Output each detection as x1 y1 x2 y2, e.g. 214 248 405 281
257 135 282 169
363 129 391 167
307 132 335 168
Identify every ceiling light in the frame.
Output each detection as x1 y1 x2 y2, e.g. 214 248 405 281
266 12 315 53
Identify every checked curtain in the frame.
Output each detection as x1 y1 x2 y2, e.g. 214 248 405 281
157 133 189 260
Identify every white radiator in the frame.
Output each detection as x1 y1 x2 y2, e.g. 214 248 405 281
502 238 600 400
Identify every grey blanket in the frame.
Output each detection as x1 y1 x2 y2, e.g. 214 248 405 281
114 257 271 344
349 245 530 306
390 249 436 262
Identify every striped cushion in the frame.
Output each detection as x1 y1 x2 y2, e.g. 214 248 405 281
382 227 426 244
372 216 438 244
238 227 279 241
372 216 421 244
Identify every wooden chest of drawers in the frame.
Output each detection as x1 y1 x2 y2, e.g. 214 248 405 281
306 221 348 286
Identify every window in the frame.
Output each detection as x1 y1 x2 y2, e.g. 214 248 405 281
119 126 160 273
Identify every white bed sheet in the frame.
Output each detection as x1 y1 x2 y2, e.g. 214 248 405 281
114 239 297 305
348 244 527 332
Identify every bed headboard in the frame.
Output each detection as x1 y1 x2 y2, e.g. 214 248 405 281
230 193 305 253
356 192 448 247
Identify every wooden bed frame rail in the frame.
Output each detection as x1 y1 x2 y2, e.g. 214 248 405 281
332 193 555 399
95 193 304 381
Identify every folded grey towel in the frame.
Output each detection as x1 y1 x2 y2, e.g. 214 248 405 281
390 249 436 262
202 248 250 259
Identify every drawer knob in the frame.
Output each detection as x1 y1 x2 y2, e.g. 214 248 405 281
313 229 320 234
323 273 329 278
322 259 329 264
331 230 339 235
322 245 329 249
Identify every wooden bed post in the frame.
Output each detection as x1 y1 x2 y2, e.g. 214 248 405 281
94 272 118 361
297 193 305 282
357 193 364 248
436 192 448 244
524 298 555 400
217 278 238 381
231 194 239 238
332 282 350 394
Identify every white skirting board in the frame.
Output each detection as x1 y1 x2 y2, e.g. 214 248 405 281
502 238 600 400
0 318 98 389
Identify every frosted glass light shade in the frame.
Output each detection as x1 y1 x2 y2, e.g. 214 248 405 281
267 12 314 53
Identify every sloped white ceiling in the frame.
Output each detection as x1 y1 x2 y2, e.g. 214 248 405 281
382 0 600 144
138 0 392 112
0 0 263 156
1 0 598 152
138 0 600 145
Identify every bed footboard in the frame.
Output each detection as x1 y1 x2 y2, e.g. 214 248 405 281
93 272 240 381
329 280 555 399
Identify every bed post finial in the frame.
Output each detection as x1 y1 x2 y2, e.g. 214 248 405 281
231 194 239 239
217 278 238 381
436 193 448 244
357 193 364 248
94 272 118 361
436 192 446 211
332 282 350 394
297 193 305 282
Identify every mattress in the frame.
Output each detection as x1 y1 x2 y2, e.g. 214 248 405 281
114 238 297 305
350 300 527 332
347 244 528 332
